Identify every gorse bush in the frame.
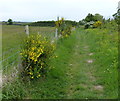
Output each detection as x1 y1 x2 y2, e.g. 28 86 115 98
55 18 72 38
93 21 102 28
84 21 102 29
20 34 55 79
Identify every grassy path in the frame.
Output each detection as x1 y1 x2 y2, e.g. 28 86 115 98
2 28 118 99
28 28 107 99
65 29 104 99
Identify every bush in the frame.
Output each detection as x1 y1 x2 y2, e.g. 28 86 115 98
84 24 90 29
61 24 72 37
7 19 13 25
84 21 95 29
20 34 55 79
93 21 102 28
28 21 55 27
55 18 72 38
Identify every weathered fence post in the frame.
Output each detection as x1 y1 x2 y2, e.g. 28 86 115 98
55 28 58 38
55 17 59 39
25 25 29 35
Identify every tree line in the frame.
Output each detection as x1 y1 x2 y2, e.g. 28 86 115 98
28 20 77 27
4 11 119 27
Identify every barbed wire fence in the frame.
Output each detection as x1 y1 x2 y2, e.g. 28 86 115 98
2 45 21 86
1 24 59 86
2 20 76 86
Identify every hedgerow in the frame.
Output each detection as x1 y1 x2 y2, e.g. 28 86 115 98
55 18 72 38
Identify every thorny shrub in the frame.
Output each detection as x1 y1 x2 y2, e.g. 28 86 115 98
55 18 72 38
93 21 102 28
20 34 55 79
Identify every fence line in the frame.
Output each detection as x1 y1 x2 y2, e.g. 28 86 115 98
1 29 56 73
3 60 18 71
1 25 60 87
0 51 20 64
1 24 76 87
1 48 20 57
1 25 69 77
2 25 75 69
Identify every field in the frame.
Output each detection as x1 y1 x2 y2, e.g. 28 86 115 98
1 25 55 74
1 21 118 99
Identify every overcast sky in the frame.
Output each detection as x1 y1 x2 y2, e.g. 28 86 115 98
0 0 119 22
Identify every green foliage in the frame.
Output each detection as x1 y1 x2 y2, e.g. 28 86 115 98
29 21 55 27
55 18 72 38
77 26 118 98
84 21 94 29
79 20 86 25
84 24 90 29
2 22 118 99
26 30 76 99
84 20 102 29
93 21 102 28
64 20 78 27
28 20 77 27
94 13 103 22
20 34 55 79
84 13 103 22
61 25 72 37
82 13 103 29
2 25 55 75
113 9 120 24
7 19 13 25
2 79 27 99
87 28 118 98
2 32 76 99
84 13 95 22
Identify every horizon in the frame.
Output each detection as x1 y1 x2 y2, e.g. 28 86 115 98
1 15 116 23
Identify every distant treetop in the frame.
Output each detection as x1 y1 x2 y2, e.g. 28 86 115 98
7 19 13 25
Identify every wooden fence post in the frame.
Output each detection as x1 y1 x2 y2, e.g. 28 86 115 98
55 16 59 39
55 28 58 38
25 25 29 35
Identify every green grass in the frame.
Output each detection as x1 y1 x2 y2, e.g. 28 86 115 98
83 28 118 98
2 22 118 99
2 30 77 99
2 25 55 72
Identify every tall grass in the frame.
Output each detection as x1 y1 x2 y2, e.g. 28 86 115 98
81 24 118 98
2 25 55 73
2 22 118 99
2 30 76 99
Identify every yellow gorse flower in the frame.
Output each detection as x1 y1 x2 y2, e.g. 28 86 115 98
31 76 34 79
21 33 56 79
32 47 36 51
38 74 41 77
29 72 33 75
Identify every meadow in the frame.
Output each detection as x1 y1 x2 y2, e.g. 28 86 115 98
1 25 55 74
2 21 118 99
